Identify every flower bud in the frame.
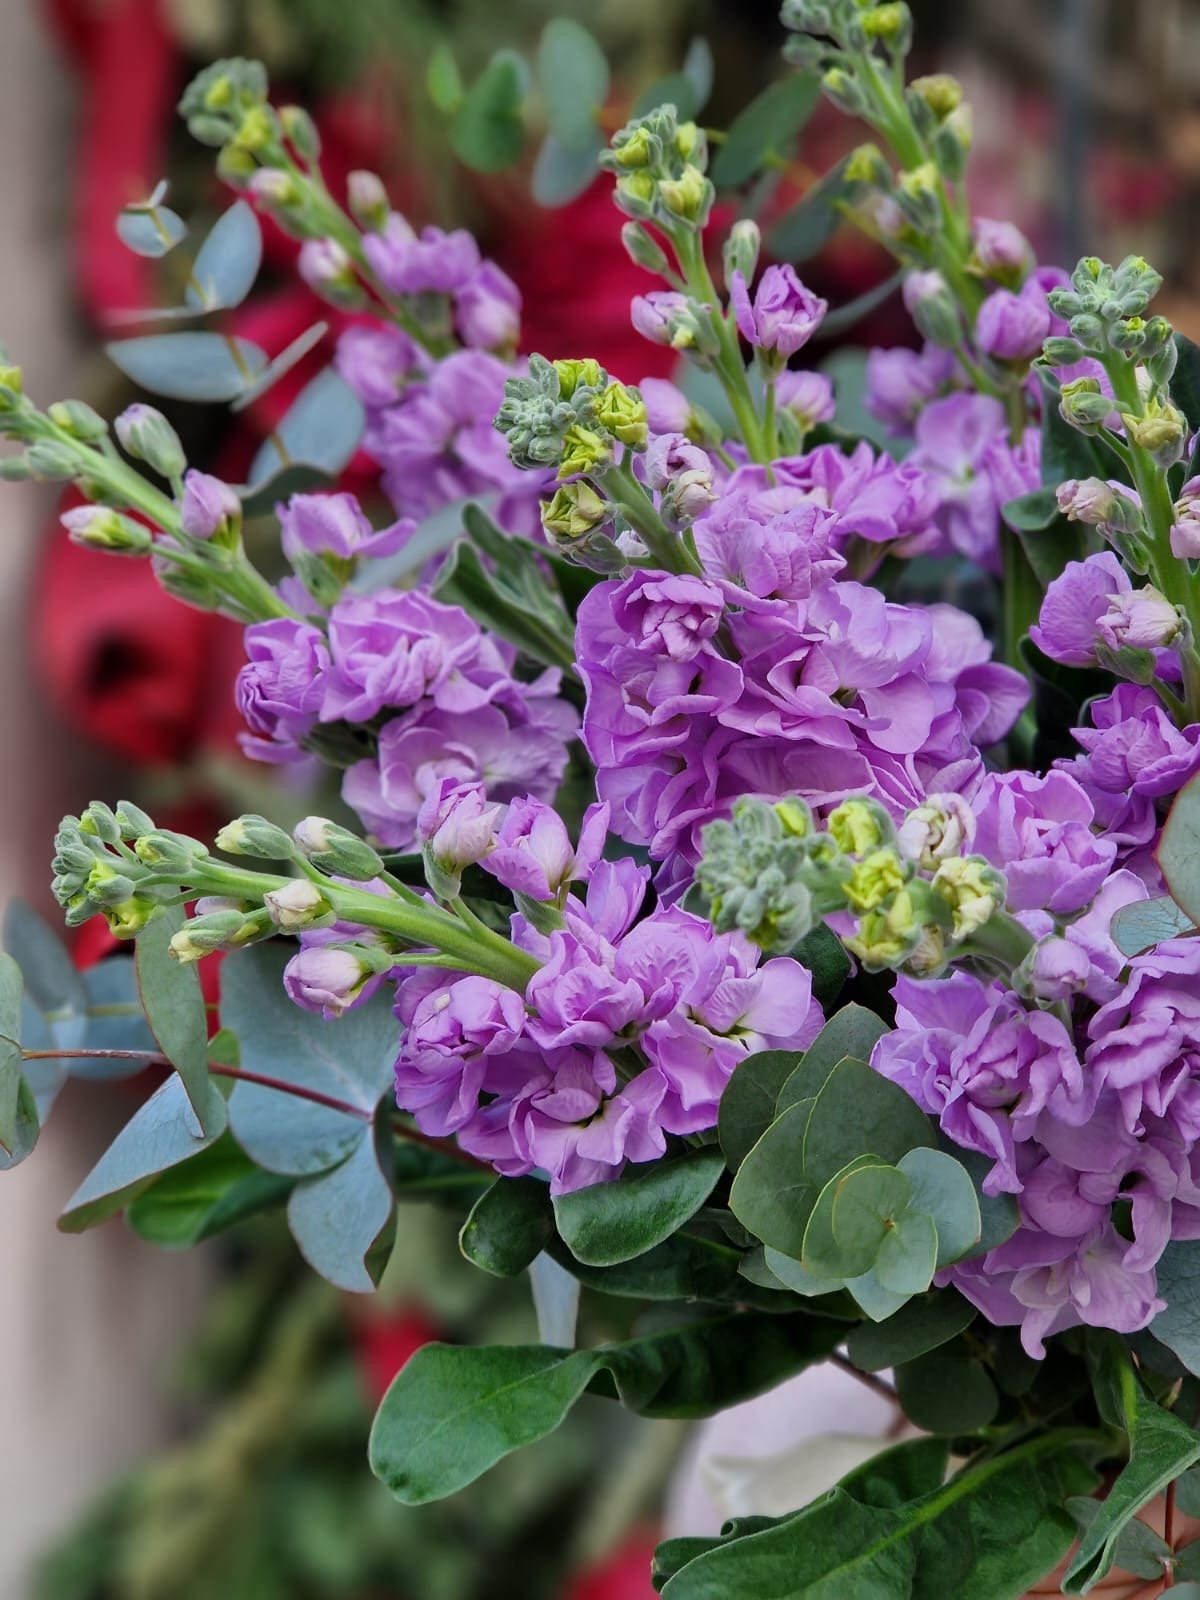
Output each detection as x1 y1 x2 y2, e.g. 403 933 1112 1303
1122 402 1186 463
559 423 612 479
1097 585 1181 651
264 878 336 933
133 829 207 870
821 66 868 116
630 292 712 354
845 848 908 912
722 220 762 286
104 896 159 938
248 168 300 210
47 399 107 441
595 381 649 448
27 441 80 479
895 795 975 869
902 269 960 348
279 105 320 161
292 816 385 880
1059 377 1115 435
60 505 152 555
931 855 1005 941
216 813 297 859
909 74 962 122
114 800 155 839
283 945 388 1017
114 403 186 481
894 162 941 232
347 170 390 231
541 481 611 543
845 142 891 189
1055 477 1142 536
1018 936 1090 1003
298 238 363 307
179 469 242 542
169 910 247 963
79 802 122 844
1171 478 1200 559
828 798 894 856
657 165 713 226
844 889 920 972
621 222 669 276
613 169 657 220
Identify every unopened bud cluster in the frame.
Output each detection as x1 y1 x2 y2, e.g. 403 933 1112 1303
600 105 714 231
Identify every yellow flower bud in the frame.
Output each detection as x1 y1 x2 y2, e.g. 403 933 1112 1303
553 358 604 400
845 848 907 913
106 898 157 938
558 424 611 480
541 482 609 540
657 165 710 223
845 889 918 971
931 855 1003 941
910 74 962 120
845 143 889 187
614 127 656 168
675 121 702 162
203 74 235 112
828 799 886 856
595 382 649 448
774 799 811 838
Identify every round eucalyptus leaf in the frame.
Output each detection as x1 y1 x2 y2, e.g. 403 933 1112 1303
116 204 187 259
106 332 268 402
185 199 263 311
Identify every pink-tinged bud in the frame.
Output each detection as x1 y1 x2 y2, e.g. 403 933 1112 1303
298 238 362 306
346 170 389 231
1024 936 1090 1002
417 779 501 871
283 946 383 1017
971 217 1034 284
1171 478 1200 559
60 505 152 555
179 469 242 540
115 403 186 480
263 878 335 932
902 270 960 347
1097 585 1181 651
975 283 1050 362
775 370 836 429
895 794 975 870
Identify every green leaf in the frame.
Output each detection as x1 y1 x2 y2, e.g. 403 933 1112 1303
729 1101 819 1257
136 906 218 1137
1065 1497 1171 1583
4 900 88 1036
554 1148 725 1267
433 530 577 671
776 1004 890 1115
460 1177 554 1276
897 1147 981 1267
719 1050 800 1172
59 1074 228 1233
788 922 851 1009
1064 1343 1200 1591
873 1209 939 1296
1171 333 1200 434
711 74 820 189
106 332 268 402
803 1157 905 1279
531 132 603 207
221 944 397 1176
0 953 24 1154
895 1346 998 1434
632 39 713 122
185 199 262 310
768 156 852 262
846 1266 911 1322
230 320 329 414
802 1059 935 1188
451 50 527 173
1111 895 1197 957
1154 1244 1200 1375
74 956 158 1067
370 1309 843 1503
1156 770 1200 925
547 1227 741 1302
287 1123 395 1293
248 366 364 488
846 1291 976 1373
659 1434 1093 1598
426 43 463 114
537 19 609 155
1002 485 1060 532
760 1245 846 1299
126 1135 292 1246
816 271 905 340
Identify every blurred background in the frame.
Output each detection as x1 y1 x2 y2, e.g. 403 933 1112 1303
0 0 1197 1595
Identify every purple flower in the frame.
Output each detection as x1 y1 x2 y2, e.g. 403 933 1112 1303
971 769 1117 915
639 377 692 433
693 492 844 601
485 798 609 903
416 778 501 868
283 946 383 1017
179 469 240 540
975 283 1051 362
644 433 717 523
278 491 412 565
1172 478 1200 559
455 261 521 349
910 394 1040 568
393 973 527 1136
236 618 330 759
1071 684 1200 798
971 217 1034 281
922 604 1030 747
335 324 421 408
730 265 827 357
1087 940 1200 1142
1030 552 1130 667
865 342 957 433
363 213 481 295
1097 585 1180 651
1025 937 1091 1002
770 441 940 550
607 570 726 662
631 291 693 347
775 369 836 429
298 237 352 293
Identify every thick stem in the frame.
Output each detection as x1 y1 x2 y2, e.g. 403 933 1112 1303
672 231 771 464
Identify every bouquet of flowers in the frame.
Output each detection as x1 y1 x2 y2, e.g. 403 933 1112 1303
9 2 1200 1593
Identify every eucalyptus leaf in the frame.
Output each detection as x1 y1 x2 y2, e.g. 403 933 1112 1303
777 1004 890 1115
451 50 527 173
460 1176 554 1277
729 1100 819 1257
185 199 263 311
801 1058 935 1188
873 1209 939 1296
4 899 88 1042
72 956 158 1070
711 74 820 189
895 1346 999 1434
287 1124 395 1293
719 1049 801 1172
116 205 187 259
1111 895 1197 957
898 1146 981 1267
1156 771 1200 926
768 156 851 262
846 1291 976 1373
816 270 905 340
0 954 23 1154
249 366 364 486
353 496 476 593
800 1154 898 1280
532 133 604 208
136 906 217 1137
59 1074 228 1233
127 1134 292 1247
106 332 268 402
230 320 329 413
427 43 463 114
237 462 333 518
553 1148 725 1267
537 19 609 154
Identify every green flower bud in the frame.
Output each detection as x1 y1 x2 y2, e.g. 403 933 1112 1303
595 381 648 448
612 125 658 169
931 854 1006 941
279 105 321 161
844 848 907 912
933 106 971 181
263 878 336 933
79 802 122 845
105 897 159 938
85 862 137 907
828 798 893 856
894 161 941 231
27 441 80 480
1041 336 1085 367
169 910 247 962
1059 377 1114 436
61 506 153 555
845 142 890 188
844 889 921 972
774 798 812 838
133 829 207 871
909 73 962 121
904 925 947 978
559 424 612 479
675 122 706 166
861 1 912 44
215 814 297 860
1122 402 1186 462
540 481 611 543
723 220 762 285
620 222 670 276
47 399 107 441
114 800 156 839
614 170 658 220
293 816 385 880
553 358 605 401
0 362 24 402
179 58 269 147
821 66 868 116
115 404 186 481
347 170 390 231
657 165 712 226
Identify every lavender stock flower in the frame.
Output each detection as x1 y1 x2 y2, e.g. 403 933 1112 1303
730 265 827 358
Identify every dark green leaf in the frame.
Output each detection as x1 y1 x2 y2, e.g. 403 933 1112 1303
895 1346 998 1434
546 1227 742 1302
1172 333 1200 434
185 200 262 311
802 1059 935 1188
1066 1497 1171 1583
532 133 604 207
221 944 397 1176
788 923 851 1010
777 1004 890 1115
803 1157 903 1279
370 1309 842 1503
1175 1463 1200 1518
59 1074 228 1233
353 496 475 591
433 535 577 671
729 1101 819 1257
768 156 851 262
554 1149 725 1266
136 906 218 1136
720 1050 800 1172
106 332 268 402
248 366 364 487
537 19 609 155
1111 895 1197 957
711 75 820 189
874 1209 939 1296
287 1124 395 1293
460 1177 554 1276
451 51 527 173
1156 770 1200 926
847 1291 976 1372
126 1134 292 1246
1002 486 1060 532
426 43 463 114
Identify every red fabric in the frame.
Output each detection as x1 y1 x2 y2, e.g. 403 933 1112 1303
563 1533 661 1600
353 1309 440 1403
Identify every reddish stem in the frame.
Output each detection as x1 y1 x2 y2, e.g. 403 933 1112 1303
391 1116 492 1173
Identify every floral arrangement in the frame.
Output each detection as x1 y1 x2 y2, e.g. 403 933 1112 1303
11 2 1200 1594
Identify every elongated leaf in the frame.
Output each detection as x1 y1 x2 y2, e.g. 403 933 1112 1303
847 1291 976 1373
537 18 609 154
1111 895 1197 957
354 496 476 594
186 200 262 310
1172 333 1200 434
532 133 604 208
222 944 397 1176
719 1050 801 1172
452 50 527 173
136 906 217 1137
427 44 463 114
370 1309 843 1504
248 366 364 486
768 156 851 262
547 1227 741 1303
287 1124 395 1292
554 1148 725 1266
127 1134 292 1247
116 204 187 258
59 1074 228 1232
712 74 820 189
230 320 328 413
460 1176 554 1276
106 332 268 402
434 539 576 670
0 954 23 1153
816 270 904 340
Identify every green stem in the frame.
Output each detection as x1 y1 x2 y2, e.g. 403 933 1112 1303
958 909 1036 972
605 457 702 575
672 230 771 464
